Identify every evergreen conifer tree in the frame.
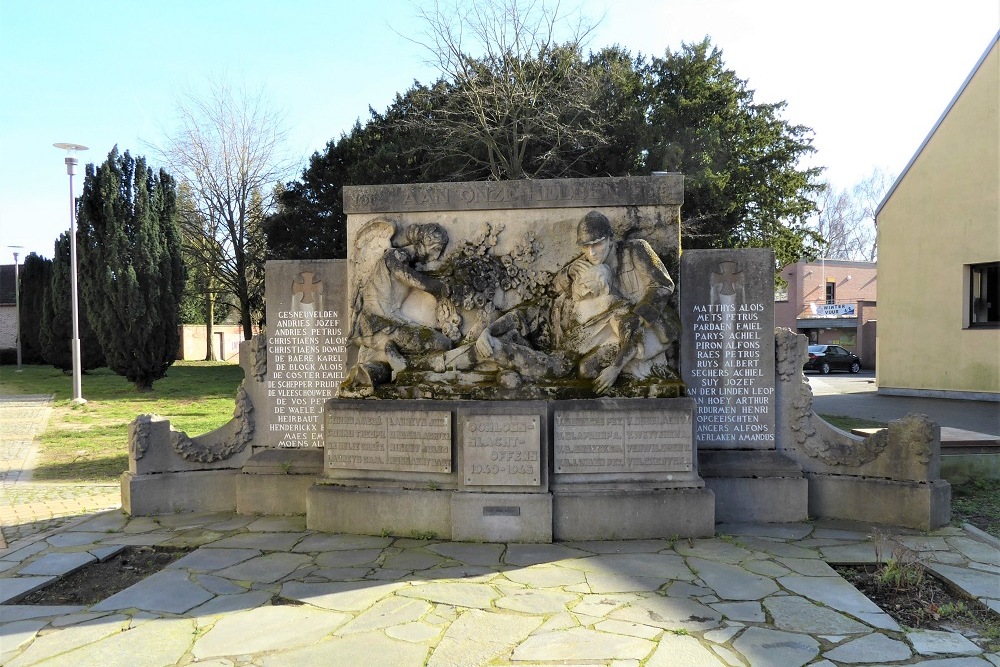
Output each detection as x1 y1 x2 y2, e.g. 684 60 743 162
17 252 50 364
39 233 105 371
77 147 184 391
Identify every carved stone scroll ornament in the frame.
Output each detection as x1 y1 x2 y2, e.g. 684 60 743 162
251 334 267 382
171 383 255 463
774 327 887 467
128 414 154 460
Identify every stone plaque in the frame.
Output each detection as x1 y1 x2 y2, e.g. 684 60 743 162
554 409 692 473
326 409 452 473
462 414 540 486
265 260 348 449
680 249 776 450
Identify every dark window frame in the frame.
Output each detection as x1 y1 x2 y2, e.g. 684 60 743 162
969 262 999 328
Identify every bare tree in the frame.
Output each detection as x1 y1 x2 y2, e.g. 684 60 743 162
154 78 291 340
812 168 895 261
403 0 605 180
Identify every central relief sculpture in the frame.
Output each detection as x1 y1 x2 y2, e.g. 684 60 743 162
341 210 682 400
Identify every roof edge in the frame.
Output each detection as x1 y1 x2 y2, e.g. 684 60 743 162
875 30 1000 219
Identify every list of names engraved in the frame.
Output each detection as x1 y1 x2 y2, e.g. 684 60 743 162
326 410 452 473
268 308 346 448
554 410 692 473
463 415 540 486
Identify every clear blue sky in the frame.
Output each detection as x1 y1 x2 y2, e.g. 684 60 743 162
1 0 997 261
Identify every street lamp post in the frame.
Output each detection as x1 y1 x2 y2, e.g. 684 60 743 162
8 246 23 372
54 142 89 404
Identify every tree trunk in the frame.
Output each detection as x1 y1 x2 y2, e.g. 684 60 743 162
204 287 215 361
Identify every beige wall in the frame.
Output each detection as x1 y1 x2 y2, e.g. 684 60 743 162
877 38 999 397
178 325 251 362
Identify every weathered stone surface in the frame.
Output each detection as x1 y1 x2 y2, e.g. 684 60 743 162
188 590 273 617
776 557 838 576
16 551 95 576
203 532 306 551
502 564 587 588
314 548 383 568
280 581 405 612
397 582 499 609
292 533 393 552
427 609 542 667
427 542 504 566
504 543 591 566
385 621 441 643
511 627 655 662
335 596 432 634
646 633 728 666
213 552 312 583
733 627 819 667
708 601 765 622
2 615 128 667
260 632 429 667
166 547 260 571
495 588 577 614
823 633 912 663
763 596 871 634
777 575 887 617
928 563 1000 599
907 629 985 656
25 617 195 667
193 606 350 659
91 569 213 614
610 596 722 632
381 549 447 571
688 557 779 600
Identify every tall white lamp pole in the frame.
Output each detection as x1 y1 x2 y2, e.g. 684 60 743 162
54 142 89 404
8 246 23 372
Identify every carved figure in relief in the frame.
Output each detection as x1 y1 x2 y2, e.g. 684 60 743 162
344 218 452 391
553 211 679 393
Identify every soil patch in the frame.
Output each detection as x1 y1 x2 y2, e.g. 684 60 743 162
13 546 191 605
834 563 1000 652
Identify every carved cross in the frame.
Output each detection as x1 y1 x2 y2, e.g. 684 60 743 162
292 272 322 305
711 261 743 297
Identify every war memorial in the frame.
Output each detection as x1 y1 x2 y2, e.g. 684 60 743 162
121 174 952 539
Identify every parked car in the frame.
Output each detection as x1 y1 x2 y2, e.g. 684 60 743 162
804 344 862 374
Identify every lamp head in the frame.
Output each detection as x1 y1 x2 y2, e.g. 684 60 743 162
54 143 89 175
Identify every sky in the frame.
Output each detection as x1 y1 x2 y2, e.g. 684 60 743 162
1 0 997 262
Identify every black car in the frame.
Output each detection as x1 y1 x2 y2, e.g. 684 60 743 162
804 344 862 374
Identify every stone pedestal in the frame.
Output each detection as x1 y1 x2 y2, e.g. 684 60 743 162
699 450 808 524
806 474 952 531
121 470 241 516
552 488 715 540
237 449 324 516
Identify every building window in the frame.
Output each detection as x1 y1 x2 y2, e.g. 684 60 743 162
970 262 999 326
825 281 836 304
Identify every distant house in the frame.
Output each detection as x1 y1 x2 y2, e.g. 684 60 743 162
0 264 16 351
875 32 999 401
775 259 877 368
177 324 254 362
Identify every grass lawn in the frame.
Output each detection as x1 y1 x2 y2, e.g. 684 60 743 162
0 362 245 483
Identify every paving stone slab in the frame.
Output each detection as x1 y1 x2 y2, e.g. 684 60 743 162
609 596 722 632
646 632 728 666
203 532 306 551
335 596 432 634
213 552 312 583
69 512 129 533
504 543 591 566
0 575 55 604
777 556 839 576
511 626 655 662
594 618 662 640
675 539 754 564
193 573 249 595
397 581 499 609
314 548 383 569
17 551 95 576
732 627 819 667
292 533 394 552
763 595 872 634
495 588 577 614
23 617 195 667
91 569 213 614
166 547 261 572
280 581 406 611
0 604 84 622
427 609 542 667
426 542 505 565
2 614 129 667
945 537 1000 566
385 621 441 643
736 536 819 560
259 631 429 667
562 539 669 554
709 600 765 622
907 629 984 656
688 557 779 600
245 516 308 532
44 532 110 547
187 590 274 618
381 549 447 571
777 575 887 616
715 523 814 540
193 605 350 658
823 633 912 664
820 543 880 563
927 562 1000 600
742 559 792 578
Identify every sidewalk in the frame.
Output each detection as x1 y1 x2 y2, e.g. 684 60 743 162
1 393 998 665
0 395 120 549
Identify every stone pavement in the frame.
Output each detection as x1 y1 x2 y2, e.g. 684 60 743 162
0 395 120 549
1 511 998 666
